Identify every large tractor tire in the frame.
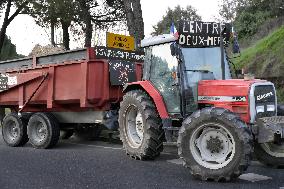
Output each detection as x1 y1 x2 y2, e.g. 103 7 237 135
27 113 60 149
178 107 253 181
119 90 164 160
2 113 29 147
254 142 284 168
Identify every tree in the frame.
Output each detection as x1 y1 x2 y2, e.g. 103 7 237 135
25 0 76 50
152 5 201 36
26 0 125 49
218 0 249 22
0 35 23 61
77 0 125 47
0 0 30 53
123 0 144 45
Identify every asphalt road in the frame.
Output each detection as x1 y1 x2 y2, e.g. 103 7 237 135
0 132 284 189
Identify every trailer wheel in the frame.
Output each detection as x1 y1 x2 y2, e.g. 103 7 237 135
2 113 29 147
178 107 253 181
27 113 60 149
119 90 164 160
254 142 284 168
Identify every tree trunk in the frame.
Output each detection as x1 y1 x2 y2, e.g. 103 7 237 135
84 14 93 47
123 0 136 36
50 19 56 46
123 0 144 47
61 20 70 50
0 0 12 53
0 0 28 53
132 0 144 44
78 0 93 47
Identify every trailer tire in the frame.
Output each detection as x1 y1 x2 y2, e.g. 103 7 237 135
254 142 284 168
27 113 60 149
2 113 29 147
178 107 253 181
119 90 164 160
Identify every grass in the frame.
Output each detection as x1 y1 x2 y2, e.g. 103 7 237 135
234 26 284 102
277 87 284 103
234 26 284 77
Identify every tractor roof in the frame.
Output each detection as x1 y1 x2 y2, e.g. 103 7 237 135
140 34 177 48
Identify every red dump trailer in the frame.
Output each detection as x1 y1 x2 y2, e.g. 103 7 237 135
0 47 144 148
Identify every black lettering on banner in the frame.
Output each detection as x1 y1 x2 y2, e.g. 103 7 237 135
95 46 145 62
178 21 232 48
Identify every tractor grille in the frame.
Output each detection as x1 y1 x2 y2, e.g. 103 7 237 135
253 85 276 119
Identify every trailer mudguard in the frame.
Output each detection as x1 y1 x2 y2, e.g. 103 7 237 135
123 81 169 119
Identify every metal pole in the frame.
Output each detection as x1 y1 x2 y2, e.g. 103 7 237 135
220 23 225 80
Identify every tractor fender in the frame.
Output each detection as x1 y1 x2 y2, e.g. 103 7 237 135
123 81 169 119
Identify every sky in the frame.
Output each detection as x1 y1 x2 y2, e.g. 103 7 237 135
1 0 220 56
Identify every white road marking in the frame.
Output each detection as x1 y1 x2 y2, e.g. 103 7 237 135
239 173 272 182
63 141 175 155
167 158 183 165
280 187 284 189
63 142 122 150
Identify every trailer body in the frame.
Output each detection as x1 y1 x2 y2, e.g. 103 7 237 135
0 47 143 124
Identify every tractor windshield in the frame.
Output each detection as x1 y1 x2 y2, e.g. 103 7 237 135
179 47 232 114
181 47 231 80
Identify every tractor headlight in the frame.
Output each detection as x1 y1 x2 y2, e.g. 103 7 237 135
256 105 265 113
267 104 275 112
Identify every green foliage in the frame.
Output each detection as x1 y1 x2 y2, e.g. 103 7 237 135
0 35 24 61
219 0 284 39
234 26 284 102
152 5 201 36
234 10 271 39
234 26 284 77
276 87 284 103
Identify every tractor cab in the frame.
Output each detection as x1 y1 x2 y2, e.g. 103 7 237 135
141 21 232 116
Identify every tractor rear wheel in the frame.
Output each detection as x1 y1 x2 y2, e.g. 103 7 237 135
27 113 60 149
2 113 29 147
178 107 253 181
254 141 284 168
119 90 164 160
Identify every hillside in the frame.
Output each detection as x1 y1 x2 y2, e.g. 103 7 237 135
235 26 284 78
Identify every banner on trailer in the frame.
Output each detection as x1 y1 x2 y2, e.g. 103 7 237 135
109 60 136 86
178 21 232 48
95 46 145 62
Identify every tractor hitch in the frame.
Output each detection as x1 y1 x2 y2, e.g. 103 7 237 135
255 116 284 143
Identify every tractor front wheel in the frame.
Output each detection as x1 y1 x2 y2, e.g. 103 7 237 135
119 90 164 160
178 107 253 181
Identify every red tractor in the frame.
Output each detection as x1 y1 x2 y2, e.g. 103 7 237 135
118 21 284 181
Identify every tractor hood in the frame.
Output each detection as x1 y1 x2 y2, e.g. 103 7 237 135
198 79 276 123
